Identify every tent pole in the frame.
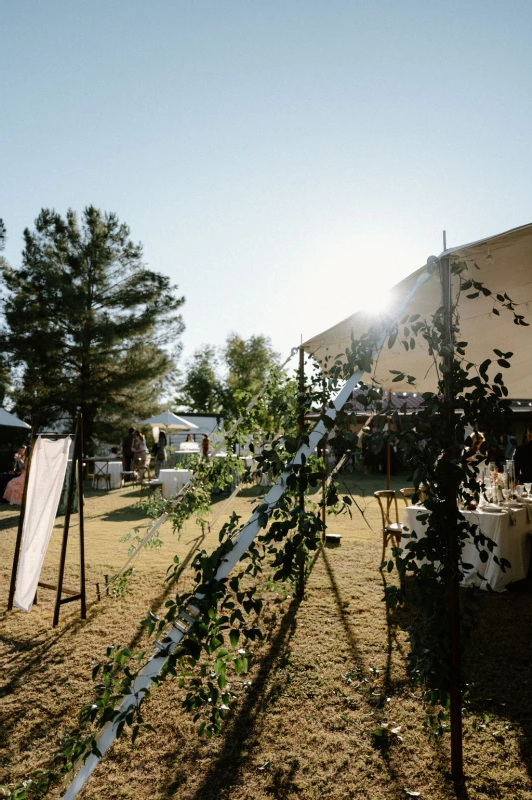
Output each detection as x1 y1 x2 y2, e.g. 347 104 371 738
386 390 392 490
321 375 327 542
440 254 464 782
297 345 306 598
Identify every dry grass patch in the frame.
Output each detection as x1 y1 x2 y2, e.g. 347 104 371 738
1 474 532 799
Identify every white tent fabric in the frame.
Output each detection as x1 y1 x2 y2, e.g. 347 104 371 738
302 223 532 397
14 436 72 612
0 408 31 428
138 411 198 430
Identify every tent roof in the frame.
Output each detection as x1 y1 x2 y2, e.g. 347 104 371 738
302 222 532 398
138 411 198 430
0 408 31 429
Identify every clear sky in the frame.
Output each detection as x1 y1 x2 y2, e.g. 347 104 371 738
1 0 531 370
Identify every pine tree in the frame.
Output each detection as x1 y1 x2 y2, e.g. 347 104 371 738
0 207 185 452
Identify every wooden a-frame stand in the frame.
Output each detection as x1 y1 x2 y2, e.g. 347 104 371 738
7 412 86 628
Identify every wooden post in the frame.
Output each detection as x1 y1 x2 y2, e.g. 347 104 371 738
77 413 87 620
386 389 392 490
440 255 464 781
297 345 306 598
53 418 81 628
321 376 327 542
7 430 36 611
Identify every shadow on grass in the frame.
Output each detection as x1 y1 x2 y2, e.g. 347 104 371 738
0 509 20 532
167 596 302 800
0 599 107 753
320 545 364 666
462 576 532 784
125 530 205 653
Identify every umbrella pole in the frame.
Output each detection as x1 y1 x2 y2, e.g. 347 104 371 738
440 254 464 782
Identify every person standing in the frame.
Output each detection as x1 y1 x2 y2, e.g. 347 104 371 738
515 428 532 483
122 427 135 472
201 433 210 459
153 431 167 477
132 430 148 479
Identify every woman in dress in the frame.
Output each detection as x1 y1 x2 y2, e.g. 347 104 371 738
3 467 27 505
131 430 148 480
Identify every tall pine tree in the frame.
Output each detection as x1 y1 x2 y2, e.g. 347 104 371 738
0 207 185 452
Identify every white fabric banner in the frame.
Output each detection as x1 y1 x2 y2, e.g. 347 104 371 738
14 436 72 612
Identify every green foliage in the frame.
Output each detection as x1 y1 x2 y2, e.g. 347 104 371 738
177 333 284 428
177 345 223 414
0 207 185 452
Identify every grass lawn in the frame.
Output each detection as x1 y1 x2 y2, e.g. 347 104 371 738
1 472 532 799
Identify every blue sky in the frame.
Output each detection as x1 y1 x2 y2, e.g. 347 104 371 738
1 0 531 370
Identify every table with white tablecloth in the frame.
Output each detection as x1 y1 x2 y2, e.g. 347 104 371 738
91 461 123 490
403 505 532 592
158 468 192 499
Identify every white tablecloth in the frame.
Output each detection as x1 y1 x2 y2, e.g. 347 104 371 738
159 469 192 499
92 461 122 490
403 505 532 592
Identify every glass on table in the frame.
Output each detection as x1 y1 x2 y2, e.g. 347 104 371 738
502 488 511 503
525 483 532 496
516 484 524 500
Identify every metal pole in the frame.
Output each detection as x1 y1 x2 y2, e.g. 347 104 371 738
440 255 464 781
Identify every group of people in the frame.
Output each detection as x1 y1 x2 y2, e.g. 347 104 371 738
1 446 28 505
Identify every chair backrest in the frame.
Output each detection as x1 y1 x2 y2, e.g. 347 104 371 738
94 461 109 477
400 488 416 506
400 486 425 505
374 490 399 528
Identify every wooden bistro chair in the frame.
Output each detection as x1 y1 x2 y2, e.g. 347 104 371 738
373 490 404 565
400 486 425 505
93 461 111 490
400 487 416 505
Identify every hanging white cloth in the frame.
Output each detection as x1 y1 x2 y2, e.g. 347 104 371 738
14 436 72 612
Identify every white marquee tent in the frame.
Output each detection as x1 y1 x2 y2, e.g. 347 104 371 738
302 222 532 397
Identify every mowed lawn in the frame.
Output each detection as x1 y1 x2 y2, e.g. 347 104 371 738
1 473 532 800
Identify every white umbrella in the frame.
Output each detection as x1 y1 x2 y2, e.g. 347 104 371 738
138 411 198 431
0 408 31 429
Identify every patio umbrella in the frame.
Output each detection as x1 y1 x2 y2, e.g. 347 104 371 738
138 411 198 430
0 408 31 429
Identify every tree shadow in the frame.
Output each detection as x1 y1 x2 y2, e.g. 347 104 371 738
0 510 20 531
319 545 365 666
462 576 532 783
125 531 205 653
162 596 302 799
